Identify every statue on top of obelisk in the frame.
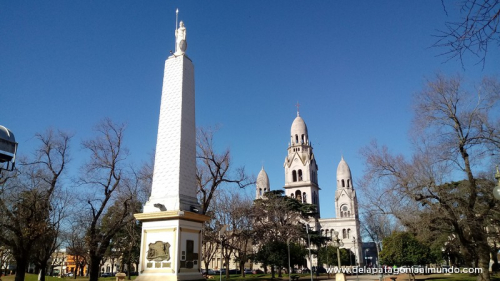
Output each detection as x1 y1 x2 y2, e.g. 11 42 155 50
175 21 187 55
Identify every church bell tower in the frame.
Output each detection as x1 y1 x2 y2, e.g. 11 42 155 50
283 110 320 217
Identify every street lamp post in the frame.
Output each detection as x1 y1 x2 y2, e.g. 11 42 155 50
331 231 344 281
332 231 343 268
365 249 369 266
306 225 313 281
353 237 359 281
219 225 227 281
287 237 291 281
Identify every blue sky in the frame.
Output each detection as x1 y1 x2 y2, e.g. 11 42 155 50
1 1 499 219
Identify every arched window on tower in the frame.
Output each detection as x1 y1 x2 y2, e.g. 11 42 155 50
298 169 303 181
259 188 262 196
292 170 297 182
295 190 302 201
295 134 299 143
303 192 307 203
347 229 351 239
347 179 350 187
301 134 305 143
291 193 294 198
342 229 346 239
342 179 345 187
340 211 343 218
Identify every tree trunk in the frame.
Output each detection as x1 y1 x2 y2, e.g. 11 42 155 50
89 255 102 281
240 260 245 277
491 244 499 272
73 262 78 279
14 256 27 281
271 266 275 279
39 261 47 281
477 249 491 281
127 261 132 280
225 257 230 279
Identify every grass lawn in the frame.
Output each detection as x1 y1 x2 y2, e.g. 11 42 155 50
1 274 137 281
3 272 500 281
414 273 500 281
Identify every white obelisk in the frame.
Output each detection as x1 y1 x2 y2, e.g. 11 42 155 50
135 14 209 281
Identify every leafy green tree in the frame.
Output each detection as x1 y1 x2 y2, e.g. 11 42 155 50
380 232 432 266
252 190 316 278
318 246 351 268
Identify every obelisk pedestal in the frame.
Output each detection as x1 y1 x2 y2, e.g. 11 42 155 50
134 20 209 281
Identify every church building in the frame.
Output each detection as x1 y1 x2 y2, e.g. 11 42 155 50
256 110 363 268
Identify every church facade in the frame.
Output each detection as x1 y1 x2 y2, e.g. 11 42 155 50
256 111 363 268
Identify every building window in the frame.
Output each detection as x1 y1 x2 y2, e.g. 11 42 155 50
295 134 299 143
342 179 345 187
303 192 307 203
298 169 303 181
295 190 302 201
347 179 350 187
342 229 346 239
292 170 297 182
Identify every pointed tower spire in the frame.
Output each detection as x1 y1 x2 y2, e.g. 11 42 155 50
256 166 270 199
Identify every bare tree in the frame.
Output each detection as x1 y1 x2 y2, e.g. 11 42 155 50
79 119 142 281
360 74 500 281
435 0 500 67
0 129 71 281
65 222 89 278
196 127 254 215
31 187 71 281
359 210 400 263
223 192 254 277
201 221 219 274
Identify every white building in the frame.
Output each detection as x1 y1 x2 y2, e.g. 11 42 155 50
257 110 363 267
